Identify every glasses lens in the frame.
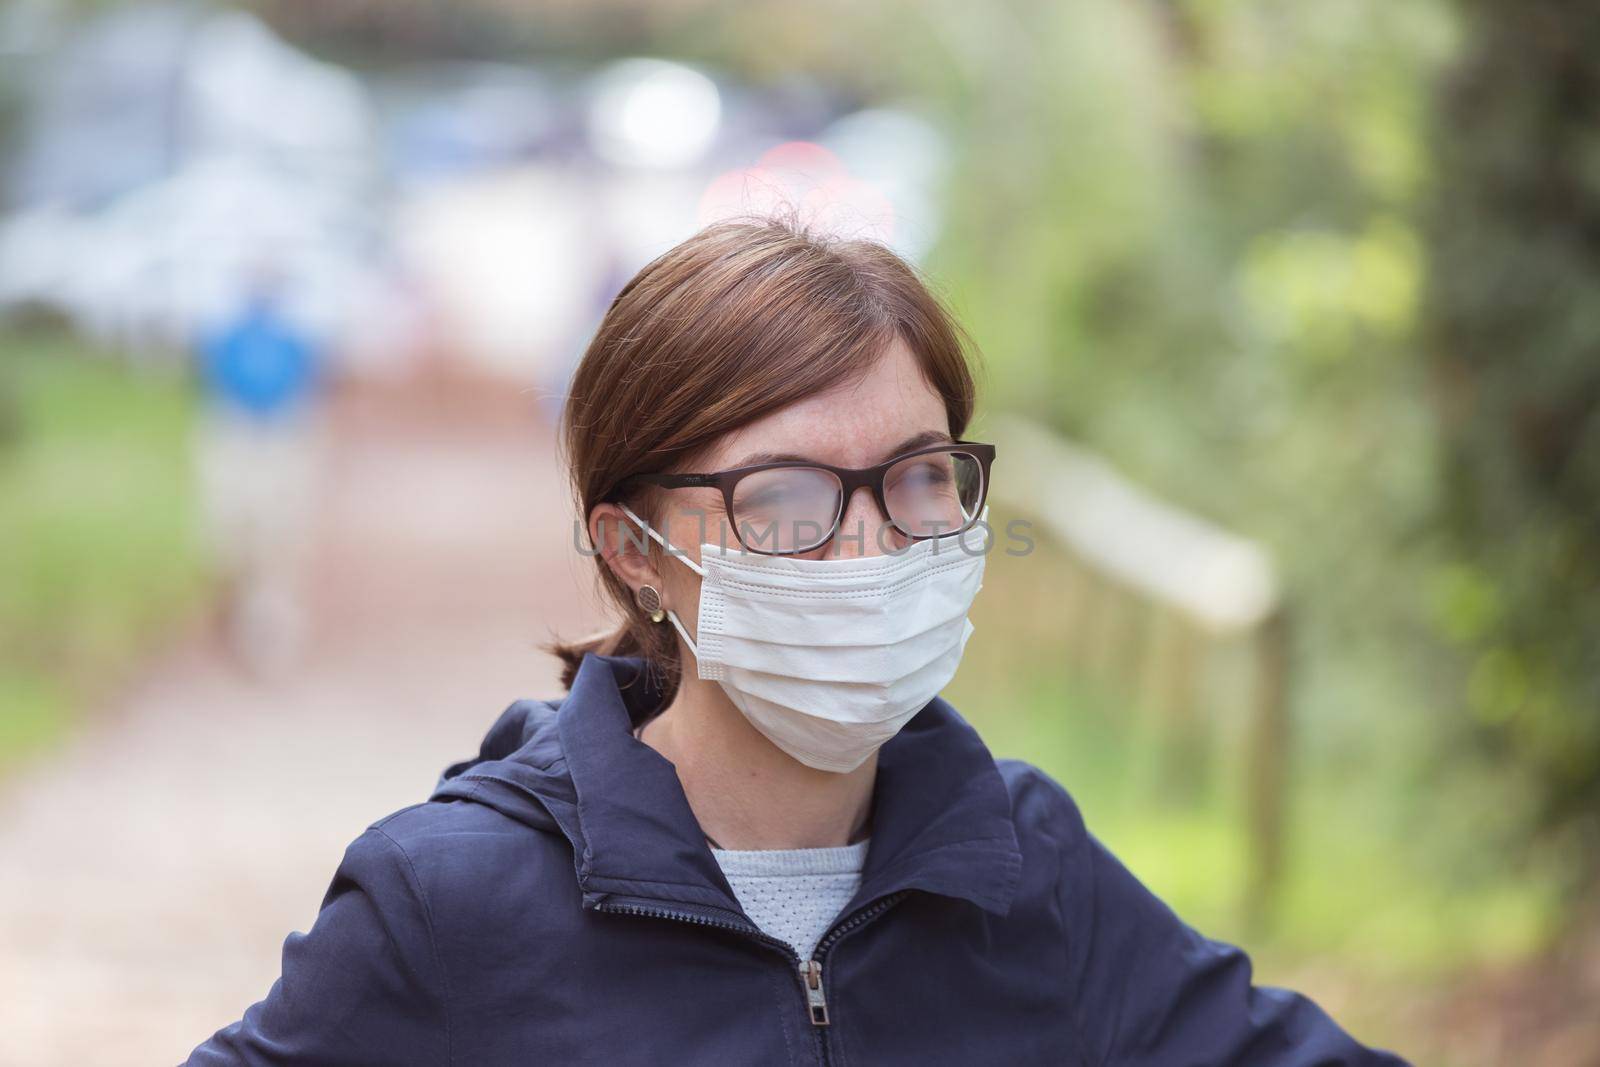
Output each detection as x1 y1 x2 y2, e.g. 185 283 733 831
730 467 843 553
885 450 984 539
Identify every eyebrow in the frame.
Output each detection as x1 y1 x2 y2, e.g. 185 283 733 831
728 429 954 469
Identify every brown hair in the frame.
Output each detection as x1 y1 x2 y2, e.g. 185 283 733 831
549 213 981 705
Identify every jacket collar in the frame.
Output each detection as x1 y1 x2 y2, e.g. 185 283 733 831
437 652 1023 921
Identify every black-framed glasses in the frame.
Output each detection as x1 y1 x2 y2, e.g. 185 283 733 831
609 440 995 555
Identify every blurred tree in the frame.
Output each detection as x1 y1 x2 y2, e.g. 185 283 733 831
1424 0 1600 873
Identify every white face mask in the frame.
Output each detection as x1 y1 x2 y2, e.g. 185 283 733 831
617 501 988 773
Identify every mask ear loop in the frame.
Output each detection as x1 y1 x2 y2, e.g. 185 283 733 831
616 501 704 657
616 501 706 576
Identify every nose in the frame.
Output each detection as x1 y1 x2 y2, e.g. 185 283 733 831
828 486 904 560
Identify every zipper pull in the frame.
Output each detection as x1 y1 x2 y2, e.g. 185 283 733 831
802 959 830 1026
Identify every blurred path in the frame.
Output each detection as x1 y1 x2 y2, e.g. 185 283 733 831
0 373 606 1066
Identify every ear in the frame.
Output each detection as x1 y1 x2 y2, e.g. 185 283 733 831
588 502 659 593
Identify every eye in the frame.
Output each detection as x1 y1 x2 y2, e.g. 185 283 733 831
887 458 952 496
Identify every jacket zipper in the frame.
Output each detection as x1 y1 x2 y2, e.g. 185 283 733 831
802 959 829 1025
800 891 910 1032
594 889 910 1064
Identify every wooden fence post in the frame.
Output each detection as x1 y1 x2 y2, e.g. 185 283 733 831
1245 605 1291 925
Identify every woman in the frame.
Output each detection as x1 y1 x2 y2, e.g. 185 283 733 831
188 219 1407 1065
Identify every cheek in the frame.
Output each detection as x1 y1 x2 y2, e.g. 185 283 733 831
660 562 701 623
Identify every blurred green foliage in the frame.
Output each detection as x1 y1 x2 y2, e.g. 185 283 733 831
909 0 1532 909
916 0 1597 905
0 329 207 769
1424 0 1600 873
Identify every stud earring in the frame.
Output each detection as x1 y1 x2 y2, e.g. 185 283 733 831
636 584 666 623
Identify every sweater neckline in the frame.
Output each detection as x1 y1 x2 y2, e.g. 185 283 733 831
708 837 871 876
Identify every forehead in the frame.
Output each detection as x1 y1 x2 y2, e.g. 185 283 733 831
699 336 951 471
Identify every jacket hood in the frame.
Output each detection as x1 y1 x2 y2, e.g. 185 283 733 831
430 653 1023 921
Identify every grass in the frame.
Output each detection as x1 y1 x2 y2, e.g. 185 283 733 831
0 326 208 772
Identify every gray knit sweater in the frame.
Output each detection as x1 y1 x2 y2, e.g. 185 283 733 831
710 839 870 962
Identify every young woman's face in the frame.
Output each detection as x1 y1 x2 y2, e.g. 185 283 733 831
651 334 955 622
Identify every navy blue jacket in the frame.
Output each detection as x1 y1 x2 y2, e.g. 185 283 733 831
187 653 1409 1066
